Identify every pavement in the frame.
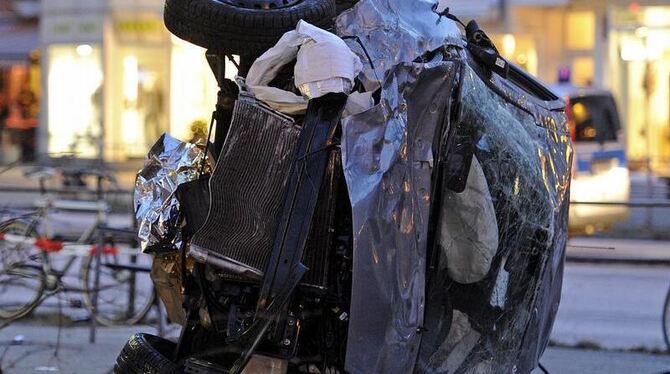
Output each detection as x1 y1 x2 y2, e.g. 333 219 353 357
0 323 668 374
552 262 670 352
567 237 670 264
534 347 670 374
0 324 177 374
0 255 667 373
1 167 670 372
0 163 138 212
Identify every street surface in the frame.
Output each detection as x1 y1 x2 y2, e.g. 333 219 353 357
553 262 670 351
0 324 669 374
0 245 668 373
1 171 670 372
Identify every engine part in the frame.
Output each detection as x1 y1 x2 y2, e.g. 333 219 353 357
191 98 300 278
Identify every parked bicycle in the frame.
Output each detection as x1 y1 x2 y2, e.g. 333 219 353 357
0 164 154 326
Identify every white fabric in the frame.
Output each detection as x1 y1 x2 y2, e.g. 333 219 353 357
246 20 363 115
439 156 499 284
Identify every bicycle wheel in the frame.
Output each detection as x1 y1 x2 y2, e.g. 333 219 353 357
663 286 670 352
81 247 155 326
0 220 45 321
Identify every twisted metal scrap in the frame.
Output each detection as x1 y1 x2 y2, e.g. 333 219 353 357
134 134 210 254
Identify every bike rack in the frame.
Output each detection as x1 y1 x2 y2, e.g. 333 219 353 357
88 225 162 343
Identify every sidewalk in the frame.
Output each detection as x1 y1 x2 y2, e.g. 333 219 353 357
0 323 668 374
567 237 670 264
0 164 137 212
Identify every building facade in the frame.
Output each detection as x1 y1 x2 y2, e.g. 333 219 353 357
459 0 670 169
40 0 236 161
39 0 670 167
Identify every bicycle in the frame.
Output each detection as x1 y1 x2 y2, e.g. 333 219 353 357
0 164 154 326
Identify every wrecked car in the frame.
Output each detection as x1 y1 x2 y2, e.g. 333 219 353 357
115 0 573 373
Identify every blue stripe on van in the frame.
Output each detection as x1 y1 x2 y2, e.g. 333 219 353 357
576 149 627 173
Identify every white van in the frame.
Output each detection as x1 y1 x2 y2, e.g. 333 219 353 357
552 85 631 233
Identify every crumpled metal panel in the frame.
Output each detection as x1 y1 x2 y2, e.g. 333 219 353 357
135 134 210 254
337 0 572 373
335 0 463 90
341 59 461 373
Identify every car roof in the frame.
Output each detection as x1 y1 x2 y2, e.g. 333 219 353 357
549 84 614 100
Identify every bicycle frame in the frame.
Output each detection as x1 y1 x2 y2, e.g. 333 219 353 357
0 176 110 289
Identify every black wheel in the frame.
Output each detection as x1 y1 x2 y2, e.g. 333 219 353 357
114 333 181 374
0 220 45 321
81 248 155 326
164 0 337 56
663 286 670 352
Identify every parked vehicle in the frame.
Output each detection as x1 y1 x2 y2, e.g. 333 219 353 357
552 84 630 233
115 1 573 373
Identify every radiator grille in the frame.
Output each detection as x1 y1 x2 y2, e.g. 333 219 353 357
301 151 341 289
192 100 300 276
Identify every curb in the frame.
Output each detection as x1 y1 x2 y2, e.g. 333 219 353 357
566 256 670 266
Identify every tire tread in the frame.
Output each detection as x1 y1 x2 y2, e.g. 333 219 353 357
164 0 336 55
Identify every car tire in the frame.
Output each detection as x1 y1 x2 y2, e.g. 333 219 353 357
164 0 337 56
114 333 181 374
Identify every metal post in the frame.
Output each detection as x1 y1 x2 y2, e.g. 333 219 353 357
89 226 104 343
128 253 137 320
90 175 105 343
156 295 165 338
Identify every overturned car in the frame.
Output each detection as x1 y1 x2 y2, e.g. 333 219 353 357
116 0 573 373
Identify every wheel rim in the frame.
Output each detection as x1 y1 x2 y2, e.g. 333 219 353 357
218 0 302 9
0 222 44 319
83 250 154 326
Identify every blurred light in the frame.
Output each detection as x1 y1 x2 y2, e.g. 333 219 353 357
48 45 102 157
645 31 664 60
558 66 571 83
584 127 597 139
635 26 649 38
620 36 648 61
502 34 516 58
572 102 587 122
76 44 93 57
516 53 528 65
123 56 139 102
122 110 141 146
644 7 670 28
628 2 641 13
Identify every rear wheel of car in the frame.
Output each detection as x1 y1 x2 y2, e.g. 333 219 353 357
114 333 181 374
164 0 337 56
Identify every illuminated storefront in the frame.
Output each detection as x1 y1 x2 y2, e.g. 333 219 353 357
41 0 234 161
0 7 40 164
608 4 670 169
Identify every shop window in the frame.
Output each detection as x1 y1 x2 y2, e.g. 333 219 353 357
170 38 236 142
572 57 594 86
47 44 103 158
108 45 169 159
567 11 596 50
